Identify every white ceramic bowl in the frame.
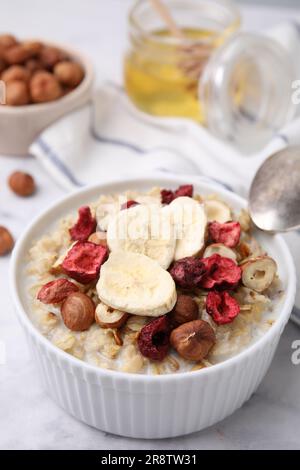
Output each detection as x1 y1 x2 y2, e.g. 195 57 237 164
0 41 94 156
10 175 296 438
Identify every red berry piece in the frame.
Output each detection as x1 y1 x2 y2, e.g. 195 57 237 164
37 278 79 304
137 316 171 361
69 206 97 242
174 184 193 198
161 184 194 205
200 254 241 290
208 221 241 248
62 241 108 284
206 290 240 325
169 257 206 289
121 200 139 210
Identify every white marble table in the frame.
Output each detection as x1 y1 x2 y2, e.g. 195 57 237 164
1 0 300 450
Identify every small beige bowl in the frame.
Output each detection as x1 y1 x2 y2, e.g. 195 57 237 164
0 41 94 156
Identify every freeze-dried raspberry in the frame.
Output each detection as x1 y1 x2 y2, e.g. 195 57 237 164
121 200 139 210
200 254 241 290
174 184 193 198
208 221 241 248
138 316 171 361
69 206 96 242
206 290 240 325
161 189 175 205
62 241 108 284
161 184 194 204
37 278 79 304
169 257 206 289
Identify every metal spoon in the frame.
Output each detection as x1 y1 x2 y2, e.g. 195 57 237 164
249 146 300 232
249 145 300 326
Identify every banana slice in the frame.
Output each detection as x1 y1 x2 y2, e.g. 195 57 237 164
168 197 207 260
107 204 175 269
203 243 237 262
204 199 231 223
97 251 177 317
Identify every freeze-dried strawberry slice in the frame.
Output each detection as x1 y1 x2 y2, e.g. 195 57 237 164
206 290 240 325
200 254 241 290
121 200 139 210
208 221 241 248
37 278 79 304
69 206 96 242
161 184 194 205
169 257 206 289
62 241 108 284
137 315 171 361
174 184 193 198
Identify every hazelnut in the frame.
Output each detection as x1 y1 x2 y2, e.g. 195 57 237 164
4 45 31 65
25 58 43 73
5 81 30 106
2 65 30 84
54 61 84 87
241 256 277 293
0 34 18 49
30 71 62 103
61 292 95 331
0 226 14 255
170 295 199 325
22 40 43 56
95 302 128 329
170 319 216 361
8 171 36 196
88 231 108 247
39 46 65 69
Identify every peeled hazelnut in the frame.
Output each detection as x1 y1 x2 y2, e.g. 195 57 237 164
39 46 65 69
2 65 30 84
0 226 14 255
88 231 108 247
61 292 95 331
170 320 216 362
4 45 31 65
0 34 18 49
54 61 84 87
241 256 277 293
30 71 62 103
170 295 199 325
95 302 128 329
203 243 237 262
5 81 30 106
8 171 36 196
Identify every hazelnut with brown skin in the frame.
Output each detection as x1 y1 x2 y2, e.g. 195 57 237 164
5 81 30 106
8 171 36 196
61 292 95 331
39 46 65 69
170 320 216 362
0 34 18 49
30 71 62 103
25 58 43 74
0 226 14 255
4 45 31 65
54 61 84 87
2 65 30 84
22 41 43 56
170 295 199 325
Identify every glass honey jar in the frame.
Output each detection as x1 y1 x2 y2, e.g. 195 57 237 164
124 0 295 153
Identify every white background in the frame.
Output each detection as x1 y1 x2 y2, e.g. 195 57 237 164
0 0 300 450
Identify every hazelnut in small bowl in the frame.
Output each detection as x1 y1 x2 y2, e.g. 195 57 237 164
0 34 93 155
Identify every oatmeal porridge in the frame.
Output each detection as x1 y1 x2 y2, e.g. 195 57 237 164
26 184 282 374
